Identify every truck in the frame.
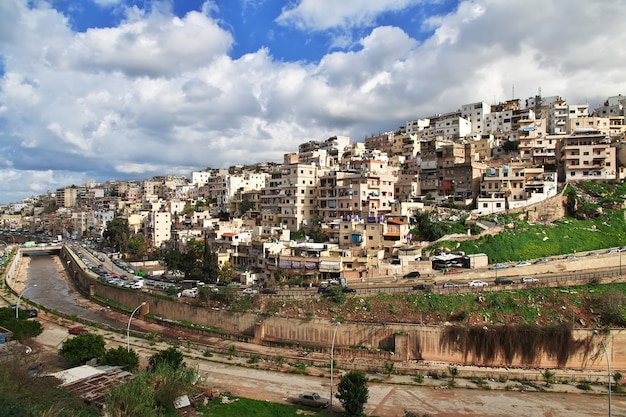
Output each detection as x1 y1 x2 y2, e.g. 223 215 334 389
289 392 330 408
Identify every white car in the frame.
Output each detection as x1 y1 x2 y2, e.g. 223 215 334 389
468 280 488 287
514 261 531 267
521 276 539 284
242 288 258 294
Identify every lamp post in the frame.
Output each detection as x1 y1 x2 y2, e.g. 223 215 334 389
127 302 146 352
16 285 36 319
594 330 612 417
330 322 340 409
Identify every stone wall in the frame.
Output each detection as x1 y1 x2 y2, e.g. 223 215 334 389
61 247 624 372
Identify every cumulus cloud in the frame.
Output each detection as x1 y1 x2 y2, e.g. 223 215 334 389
276 0 421 31
1 0 626 203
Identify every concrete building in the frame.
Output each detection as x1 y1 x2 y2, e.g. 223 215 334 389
558 128 616 182
475 164 557 215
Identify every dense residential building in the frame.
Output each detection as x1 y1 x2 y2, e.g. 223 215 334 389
557 128 617 182
4 92 626 283
475 164 557 215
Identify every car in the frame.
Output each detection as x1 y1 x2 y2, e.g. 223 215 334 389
25 308 38 318
342 287 356 293
68 326 88 335
261 288 278 294
242 288 258 294
514 261 531 267
586 252 598 257
443 282 460 289
328 278 340 285
444 268 463 275
521 276 539 284
292 392 330 408
468 280 488 287
403 271 421 279
534 258 548 264
317 286 332 294
412 284 431 291
494 277 514 285
489 263 509 270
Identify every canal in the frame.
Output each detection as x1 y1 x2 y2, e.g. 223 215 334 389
23 254 122 329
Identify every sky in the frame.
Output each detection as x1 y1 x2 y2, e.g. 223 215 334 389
1 0 625 205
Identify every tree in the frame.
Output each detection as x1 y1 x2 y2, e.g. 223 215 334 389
59 333 106 364
102 346 140 372
148 346 184 372
218 262 236 283
0 307 43 340
103 216 130 253
163 249 186 275
126 234 149 260
336 370 369 417
239 199 254 216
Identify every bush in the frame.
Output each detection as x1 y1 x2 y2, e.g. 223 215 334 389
102 346 139 372
59 333 106 364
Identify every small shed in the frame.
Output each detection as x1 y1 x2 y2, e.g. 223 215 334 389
0 326 13 344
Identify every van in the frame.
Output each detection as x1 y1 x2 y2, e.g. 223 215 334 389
181 288 198 298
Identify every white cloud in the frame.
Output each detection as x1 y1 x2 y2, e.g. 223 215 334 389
1 0 626 204
276 0 421 31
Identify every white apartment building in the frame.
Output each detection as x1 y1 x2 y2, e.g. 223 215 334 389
405 118 429 135
421 112 472 142
461 101 491 133
151 210 172 248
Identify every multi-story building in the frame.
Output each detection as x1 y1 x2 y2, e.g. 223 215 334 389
421 112 472 142
150 210 171 248
566 116 611 137
516 118 559 167
260 154 320 235
557 128 616 182
475 164 557 215
55 187 78 208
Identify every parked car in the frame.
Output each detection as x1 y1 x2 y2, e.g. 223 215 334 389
494 277 514 285
68 326 88 335
342 287 356 293
291 392 330 408
317 286 332 294
261 288 278 294
521 276 539 284
403 271 421 279
444 268 463 275
442 282 459 289
489 263 509 270
468 280 488 287
514 261 531 267
25 308 38 318
242 288 258 294
534 257 549 264
412 284 431 291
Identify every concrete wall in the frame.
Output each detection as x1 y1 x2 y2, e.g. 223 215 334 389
61 247 623 372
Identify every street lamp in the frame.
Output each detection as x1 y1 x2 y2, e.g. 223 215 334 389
330 322 340 409
127 302 146 352
594 330 612 417
16 285 36 319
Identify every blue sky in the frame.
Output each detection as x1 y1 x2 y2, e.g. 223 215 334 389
0 0 625 204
